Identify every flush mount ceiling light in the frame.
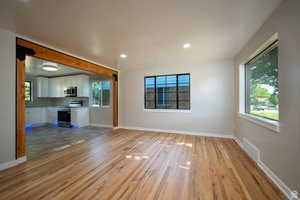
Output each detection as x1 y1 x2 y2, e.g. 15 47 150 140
42 62 58 72
183 43 191 49
120 54 128 58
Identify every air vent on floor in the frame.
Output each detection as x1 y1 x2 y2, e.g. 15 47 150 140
290 191 299 200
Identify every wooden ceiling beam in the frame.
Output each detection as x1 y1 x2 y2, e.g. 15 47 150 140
17 38 118 77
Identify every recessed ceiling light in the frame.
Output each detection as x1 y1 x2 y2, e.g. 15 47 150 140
120 54 128 58
183 43 191 49
42 62 58 72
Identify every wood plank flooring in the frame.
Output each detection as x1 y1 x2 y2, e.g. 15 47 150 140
26 125 112 160
0 129 287 200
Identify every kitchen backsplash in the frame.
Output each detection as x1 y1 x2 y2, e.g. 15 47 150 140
26 97 89 107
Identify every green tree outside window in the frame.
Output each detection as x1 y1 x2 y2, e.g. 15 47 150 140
25 81 32 102
245 43 279 121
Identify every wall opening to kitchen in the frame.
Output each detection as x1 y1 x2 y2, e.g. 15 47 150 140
24 56 113 160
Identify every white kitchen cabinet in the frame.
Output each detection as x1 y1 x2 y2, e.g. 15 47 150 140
71 107 89 127
58 78 65 97
46 75 90 97
26 106 90 128
46 107 59 123
48 77 65 97
75 75 90 97
63 76 76 89
48 78 59 97
36 77 49 97
65 75 89 97
26 107 47 126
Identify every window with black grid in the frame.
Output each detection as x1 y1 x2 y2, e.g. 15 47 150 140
144 74 190 110
144 77 155 109
25 81 32 102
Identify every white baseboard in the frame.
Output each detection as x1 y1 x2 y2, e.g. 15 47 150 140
242 138 261 162
90 123 113 128
0 157 27 171
234 138 298 200
117 126 234 139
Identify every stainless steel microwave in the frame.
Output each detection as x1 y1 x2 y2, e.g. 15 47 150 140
64 86 77 97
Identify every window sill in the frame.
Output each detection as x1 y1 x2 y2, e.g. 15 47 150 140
238 113 279 133
89 106 112 110
144 109 191 113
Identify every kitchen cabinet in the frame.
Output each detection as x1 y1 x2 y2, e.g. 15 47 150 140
38 75 90 98
26 106 90 127
75 75 90 97
48 78 58 97
71 107 90 127
46 107 59 123
36 77 49 97
26 107 47 126
48 77 64 97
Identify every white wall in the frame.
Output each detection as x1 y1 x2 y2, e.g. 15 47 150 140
120 60 235 136
0 28 16 163
89 108 112 127
234 0 300 191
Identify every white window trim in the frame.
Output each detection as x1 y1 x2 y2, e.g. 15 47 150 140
238 112 279 133
144 109 191 113
89 105 112 110
90 80 111 108
89 105 111 108
238 33 280 133
100 105 112 109
239 64 279 132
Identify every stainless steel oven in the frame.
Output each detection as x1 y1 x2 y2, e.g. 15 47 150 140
57 108 71 127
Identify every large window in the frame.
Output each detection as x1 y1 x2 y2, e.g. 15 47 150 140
25 81 32 102
144 73 190 110
91 81 111 107
245 41 279 121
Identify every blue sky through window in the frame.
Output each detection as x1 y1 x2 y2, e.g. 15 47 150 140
178 75 190 87
156 75 177 88
102 81 111 90
145 77 155 88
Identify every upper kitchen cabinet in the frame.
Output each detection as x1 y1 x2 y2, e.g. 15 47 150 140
48 77 64 97
36 77 49 97
39 74 90 98
75 75 90 97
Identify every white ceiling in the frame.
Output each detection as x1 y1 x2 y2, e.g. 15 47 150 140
0 0 282 70
25 56 93 77
26 56 111 79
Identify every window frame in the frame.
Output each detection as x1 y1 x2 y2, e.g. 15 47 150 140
244 40 279 122
25 81 32 102
100 81 111 108
90 80 111 108
144 73 191 110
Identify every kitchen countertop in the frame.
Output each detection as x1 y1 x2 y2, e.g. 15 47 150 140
26 105 89 108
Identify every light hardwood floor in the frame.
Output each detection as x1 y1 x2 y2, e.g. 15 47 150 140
0 129 286 200
26 125 112 160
